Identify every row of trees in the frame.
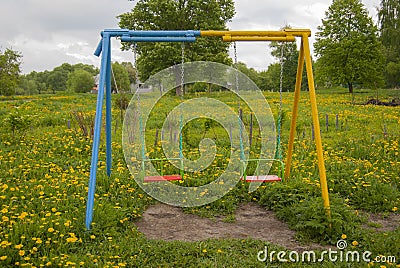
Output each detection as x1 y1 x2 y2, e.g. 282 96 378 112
1 0 399 96
10 62 134 95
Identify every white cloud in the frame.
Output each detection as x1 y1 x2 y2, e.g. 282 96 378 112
0 0 380 73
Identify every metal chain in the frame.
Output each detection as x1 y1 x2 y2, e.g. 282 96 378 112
180 42 185 96
276 42 285 161
233 42 245 162
279 43 284 108
133 44 145 162
234 42 239 94
133 44 139 93
179 43 185 161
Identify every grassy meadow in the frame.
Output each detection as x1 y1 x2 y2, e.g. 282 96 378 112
0 88 399 267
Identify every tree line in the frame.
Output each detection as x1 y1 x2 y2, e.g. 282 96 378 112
1 0 399 96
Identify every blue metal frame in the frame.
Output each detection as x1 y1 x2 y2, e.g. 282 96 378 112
85 29 201 230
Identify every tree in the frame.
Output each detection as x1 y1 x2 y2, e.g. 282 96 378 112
47 70 69 93
111 62 131 93
378 0 400 88
121 62 137 85
0 48 22 96
67 69 94 93
118 0 235 83
270 41 300 92
314 0 385 93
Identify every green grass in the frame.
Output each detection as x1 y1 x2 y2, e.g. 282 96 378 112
0 89 399 267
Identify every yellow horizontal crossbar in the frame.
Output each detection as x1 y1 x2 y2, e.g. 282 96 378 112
222 36 296 42
200 29 311 42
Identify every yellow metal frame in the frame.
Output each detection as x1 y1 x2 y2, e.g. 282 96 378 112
201 29 331 218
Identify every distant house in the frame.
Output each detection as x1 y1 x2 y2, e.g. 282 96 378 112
91 74 100 94
90 75 153 94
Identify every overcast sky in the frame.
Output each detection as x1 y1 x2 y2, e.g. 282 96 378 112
0 0 380 74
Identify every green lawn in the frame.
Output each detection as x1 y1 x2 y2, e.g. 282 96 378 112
0 88 399 267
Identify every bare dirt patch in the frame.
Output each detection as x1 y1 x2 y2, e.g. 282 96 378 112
135 203 325 251
363 212 400 232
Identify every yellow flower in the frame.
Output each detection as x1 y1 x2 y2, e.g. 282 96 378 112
217 249 223 253
202 249 207 253
47 227 55 233
18 250 25 256
66 237 78 243
14 244 23 249
341 234 347 240
90 235 96 239
392 207 398 212
0 256 7 261
352 241 359 246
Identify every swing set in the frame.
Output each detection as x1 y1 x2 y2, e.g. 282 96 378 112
85 28 331 230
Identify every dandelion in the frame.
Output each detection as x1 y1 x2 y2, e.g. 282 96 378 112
341 234 347 240
18 250 25 256
352 241 359 246
217 249 223 253
14 244 23 249
0 256 7 261
392 207 398 212
202 249 207 253
66 237 78 243
47 227 55 233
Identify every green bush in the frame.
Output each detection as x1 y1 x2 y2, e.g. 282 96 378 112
3 109 35 137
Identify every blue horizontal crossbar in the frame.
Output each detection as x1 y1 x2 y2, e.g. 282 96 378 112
121 36 196 43
126 30 200 37
94 29 201 56
101 29 201 38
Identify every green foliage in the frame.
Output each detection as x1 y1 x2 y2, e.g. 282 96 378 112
378 0 400 88
113 93 132 122
315 0 385 92
112 62 131 92
67 69 94 93
118 0 235 81
121 62 137 85
4 109 35 138
270 40 300 92
20 63 99 95
0 48 22 96
378 0 400 50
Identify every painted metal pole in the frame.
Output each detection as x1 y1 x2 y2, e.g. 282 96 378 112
284 41 305 179
85 33 110 230
302 35 331 218
127 30 200 37
121 36 196 43
106 42 112 177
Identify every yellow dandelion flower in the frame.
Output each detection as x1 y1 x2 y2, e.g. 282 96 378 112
341 234 347 240
352 241 359 246
18 250 25 256
66 237 78 243
0 256 7 261
202 249 207 253
47 228 55 233
14 244 23 249
392 207 398 212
